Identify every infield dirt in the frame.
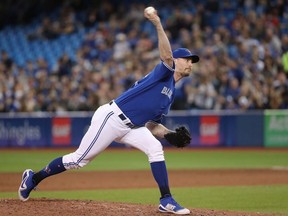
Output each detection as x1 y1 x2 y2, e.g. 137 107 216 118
1 168 287 216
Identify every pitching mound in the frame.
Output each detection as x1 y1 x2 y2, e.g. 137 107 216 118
0 199 278 216
1 168 287 216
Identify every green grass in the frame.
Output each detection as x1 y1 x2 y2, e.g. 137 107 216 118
1 149 288 172
1 186 287 215
1 149 288 214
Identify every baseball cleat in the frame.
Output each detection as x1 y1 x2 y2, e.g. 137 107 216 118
18 169 36 201
159 196 190 215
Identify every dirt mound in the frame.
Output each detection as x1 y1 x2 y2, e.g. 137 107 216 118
2 166 287 215
0 199 277 216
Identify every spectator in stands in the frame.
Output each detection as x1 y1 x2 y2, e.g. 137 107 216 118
58 6 78 35
27 17 60 40
53 53 75 77
1 50 13 70
0 0 288 112
83 9 99 28
113 33 131 61
237 80 252 110
193 71 217 109
223 77 241 109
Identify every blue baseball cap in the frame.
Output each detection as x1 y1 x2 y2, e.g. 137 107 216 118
172 48 199 63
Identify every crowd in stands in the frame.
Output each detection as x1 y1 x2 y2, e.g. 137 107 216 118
0 0 288 113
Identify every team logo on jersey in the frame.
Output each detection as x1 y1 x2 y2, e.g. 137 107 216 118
161 86 172 99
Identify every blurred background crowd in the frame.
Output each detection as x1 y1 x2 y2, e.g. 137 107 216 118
0 0 287 113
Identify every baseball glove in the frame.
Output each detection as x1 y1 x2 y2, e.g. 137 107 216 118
164 126 191 148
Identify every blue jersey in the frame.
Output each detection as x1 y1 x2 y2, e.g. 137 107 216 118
115 61 175 126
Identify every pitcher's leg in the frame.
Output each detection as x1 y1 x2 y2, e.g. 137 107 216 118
118 127 190 214
19 107 117 201
62 108 118 169
118 127 171 197
33 110 115 184
32 157 66 185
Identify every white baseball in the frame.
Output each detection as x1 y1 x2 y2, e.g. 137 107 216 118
145 6 155 15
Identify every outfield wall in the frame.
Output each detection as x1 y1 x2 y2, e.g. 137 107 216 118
0 110 287 148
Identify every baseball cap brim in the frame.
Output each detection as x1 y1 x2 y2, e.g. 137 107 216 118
172 48 200 63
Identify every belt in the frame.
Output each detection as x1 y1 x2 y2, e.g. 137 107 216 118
109 101 137 129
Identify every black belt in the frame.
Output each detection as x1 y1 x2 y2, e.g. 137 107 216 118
109 101 137 129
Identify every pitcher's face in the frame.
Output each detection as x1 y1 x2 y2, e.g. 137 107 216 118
174 58 193 77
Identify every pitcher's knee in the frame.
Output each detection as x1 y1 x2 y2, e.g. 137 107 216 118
62 152 90 170
147 145 164 163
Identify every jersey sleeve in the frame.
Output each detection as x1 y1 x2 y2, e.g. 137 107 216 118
151 61 175 80
134 61 175 86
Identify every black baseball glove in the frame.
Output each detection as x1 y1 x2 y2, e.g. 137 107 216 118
164 126 191 148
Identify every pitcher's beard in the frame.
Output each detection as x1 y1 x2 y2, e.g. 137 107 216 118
182 72 190 77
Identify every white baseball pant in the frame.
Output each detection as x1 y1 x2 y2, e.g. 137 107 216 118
62 101 164 169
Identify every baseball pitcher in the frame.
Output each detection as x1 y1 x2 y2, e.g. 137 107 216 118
19 6 199 215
